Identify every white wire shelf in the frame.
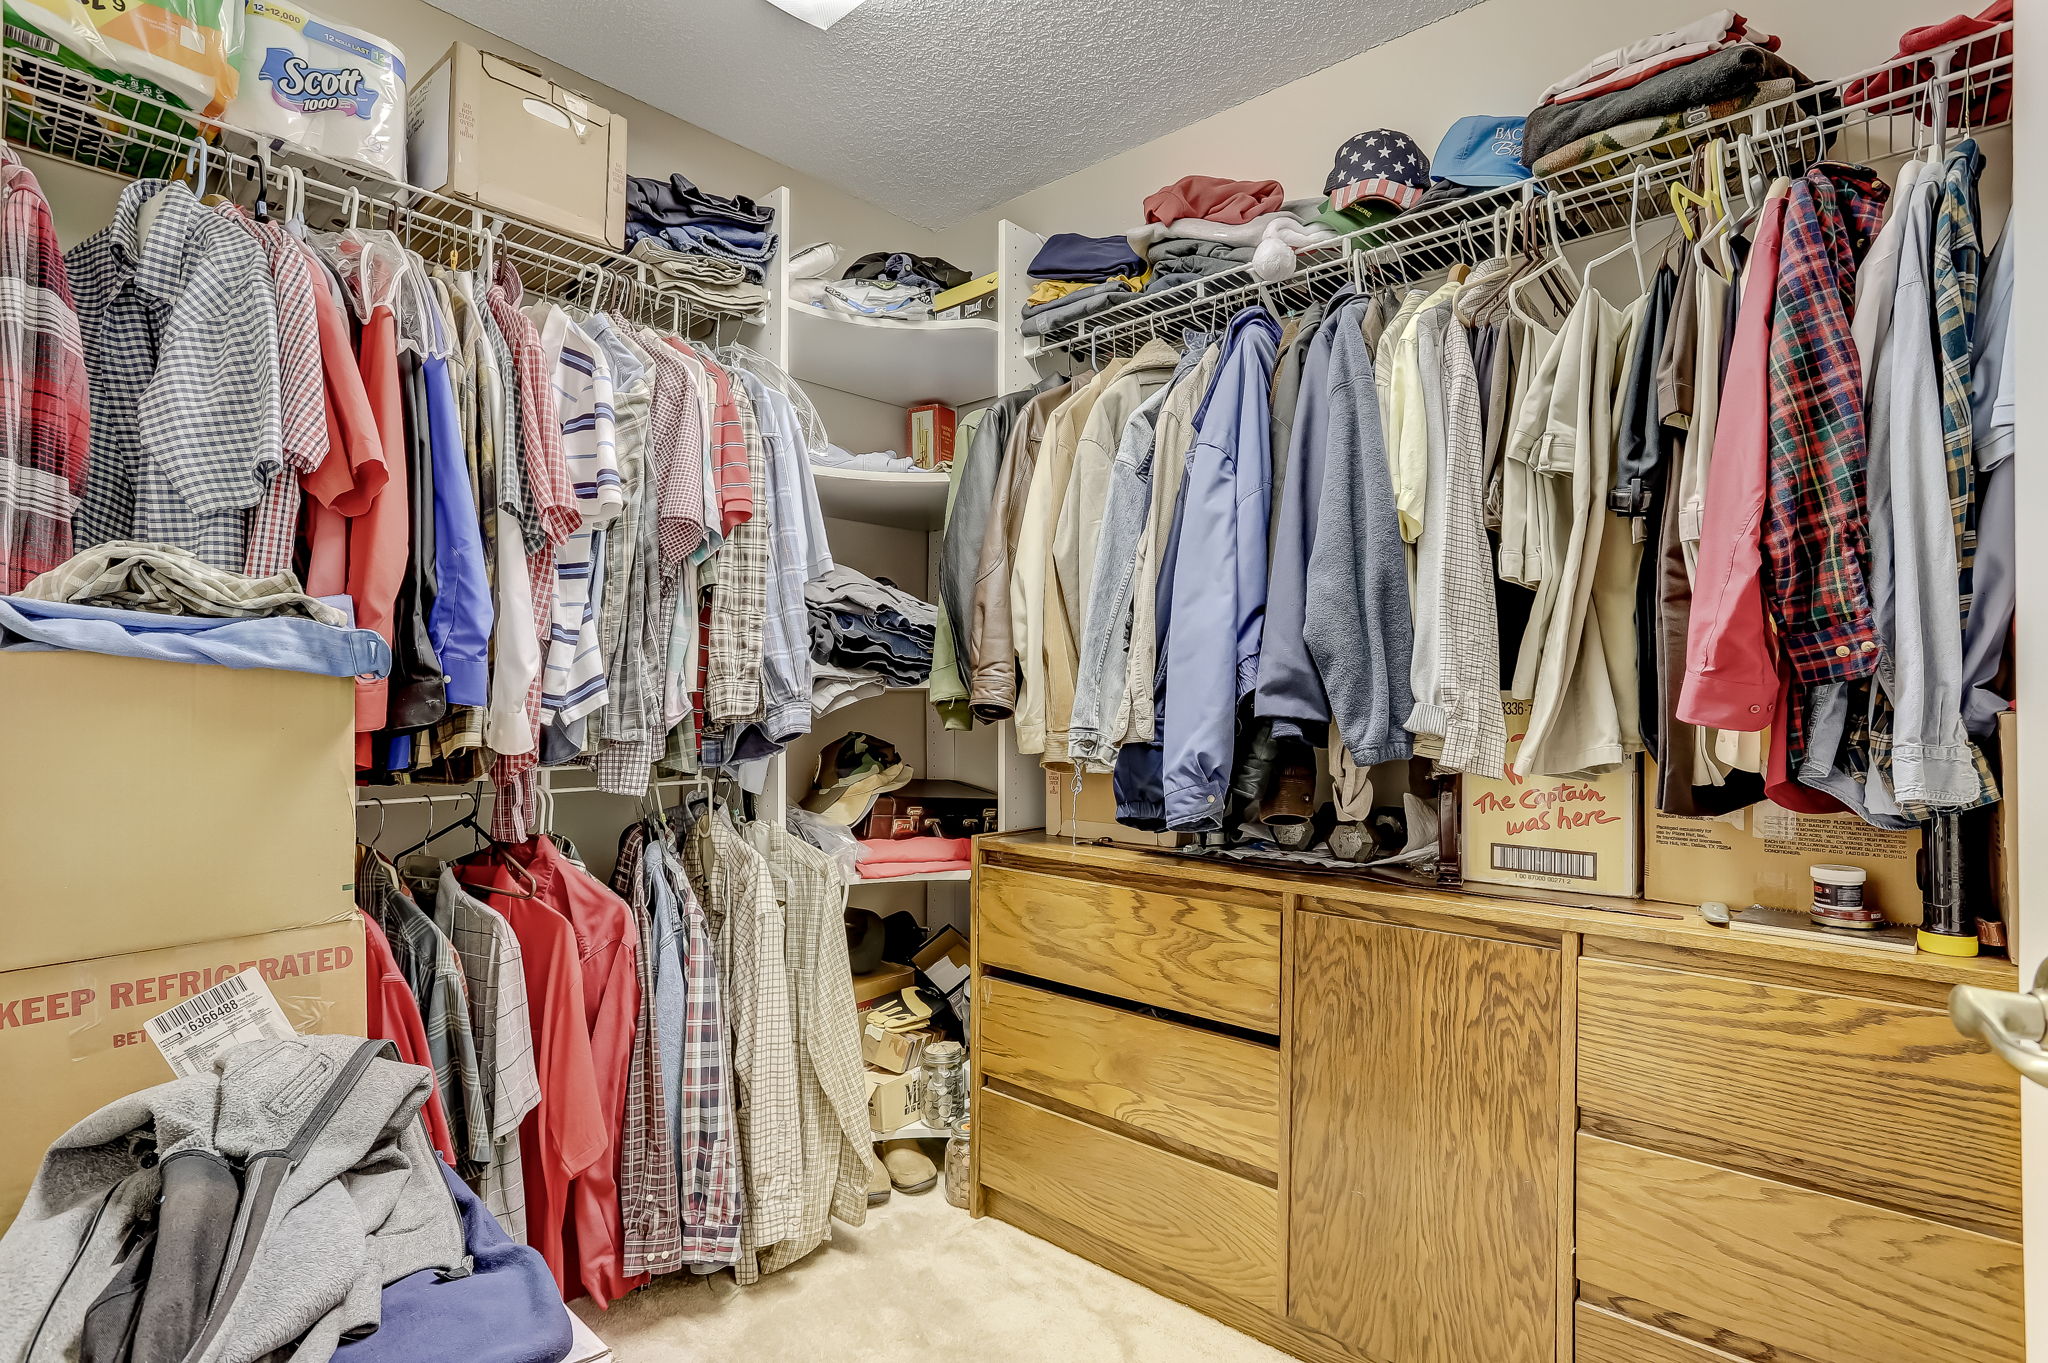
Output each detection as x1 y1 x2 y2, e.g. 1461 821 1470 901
1 48 751 331
1027 21 2012 359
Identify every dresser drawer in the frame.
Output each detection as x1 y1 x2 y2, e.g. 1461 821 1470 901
977 974 1280 1173
1577 1136 2023 1363
975 864 1281 1032
978 1088 1280 1312
1577 955 2021 1234
1575 1304 1748 1363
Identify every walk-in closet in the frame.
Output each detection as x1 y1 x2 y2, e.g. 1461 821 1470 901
1 0 2044 1360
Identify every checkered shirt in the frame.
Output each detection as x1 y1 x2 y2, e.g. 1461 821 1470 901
0 151 90 593
1763 164 1889 755
679 807 801 1257
742 823 873 1280
704 380 768 725
610 826 685 1275
216 206 328 577
67 180 281 568
1934 141 1984 617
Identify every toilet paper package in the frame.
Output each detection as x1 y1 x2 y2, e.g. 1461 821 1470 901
226 0 406 180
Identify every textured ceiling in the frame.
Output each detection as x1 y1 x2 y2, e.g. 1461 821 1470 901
428 0 1476 228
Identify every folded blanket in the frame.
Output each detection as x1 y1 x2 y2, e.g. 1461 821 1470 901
1537 11 1779 103
858 835 972 865
859 859 972 879
1524 44 1818 166
1129 212 1340 282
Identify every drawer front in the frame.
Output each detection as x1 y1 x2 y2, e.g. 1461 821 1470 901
1577 956 2021 1235
976 864 1281 1031
977 974 1280 1172
1577 1136 2023 1363
978 1088 1280 1311
1574 1305 1747 1363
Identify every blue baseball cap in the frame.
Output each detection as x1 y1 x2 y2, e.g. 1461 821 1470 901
1430 116 1532 187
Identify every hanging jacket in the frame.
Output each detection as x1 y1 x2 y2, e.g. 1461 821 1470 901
0 1036 463 1363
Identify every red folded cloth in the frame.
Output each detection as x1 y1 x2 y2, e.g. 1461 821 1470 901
1143 175 1285 226
857 835 971 865
1845 0 2012 126
859 860 972 880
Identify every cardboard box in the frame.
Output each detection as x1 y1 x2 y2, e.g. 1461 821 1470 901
907 403 956 470
1460 696 1640 897
914 925 971 1020
407 43 628 249
1046 768 1189 849
861 1022 934 1074
1645 797 1925 922
933 271 998 319
866 1065 924 1135
0 920 367 1227
0 652 358 973
853 963 915 1009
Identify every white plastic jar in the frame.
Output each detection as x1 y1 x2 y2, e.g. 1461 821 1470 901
1810 863 1878 929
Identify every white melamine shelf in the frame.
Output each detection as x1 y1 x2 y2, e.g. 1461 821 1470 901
787 304 1000 408
811 465 950 530
873 1120 956 1141
854 868 973 885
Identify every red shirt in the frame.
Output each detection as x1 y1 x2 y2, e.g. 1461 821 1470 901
667 340 751 534
338 306 409 765
499 836 645 1307
300 264 387 596
455 853 607 1300
358 912 456 1163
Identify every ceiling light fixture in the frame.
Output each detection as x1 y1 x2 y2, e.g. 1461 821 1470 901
761 0 868 29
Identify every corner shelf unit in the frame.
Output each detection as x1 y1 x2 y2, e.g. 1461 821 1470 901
754 188 1047 934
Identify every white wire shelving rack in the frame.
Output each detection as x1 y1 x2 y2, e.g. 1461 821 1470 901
1026 21 2013 360
1 47 753 334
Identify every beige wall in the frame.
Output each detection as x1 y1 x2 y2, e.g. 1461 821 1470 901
935 0 1979 257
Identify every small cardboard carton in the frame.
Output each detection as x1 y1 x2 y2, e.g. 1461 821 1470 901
866 1065 924 1135
1460 696 1640 898
1644 795 1925 922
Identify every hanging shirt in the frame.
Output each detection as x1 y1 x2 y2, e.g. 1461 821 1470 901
1961 216 2016 737
740 372 829 748
701 368 770 729
359 911 457 1164
0 150 90 594
609 826 684 1279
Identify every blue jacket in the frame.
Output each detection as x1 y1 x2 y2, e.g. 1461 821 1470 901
1162 307 1282 830
0 594 391 677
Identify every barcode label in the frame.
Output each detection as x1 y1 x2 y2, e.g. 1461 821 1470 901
1491 844 1598 880
145 969 295 1078
5 25 58 54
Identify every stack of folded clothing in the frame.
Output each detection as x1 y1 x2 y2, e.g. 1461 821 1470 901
1522 14 1831 176
1129 170 1341 288
625 173 778 282
807 565 936 690
810 444 921 473
626 237 769 320
1846 0 2012 128
791 243 974 322
1020 231 1148 336
855 835 972 880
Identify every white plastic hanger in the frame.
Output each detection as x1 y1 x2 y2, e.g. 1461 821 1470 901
1508 192 1571 328
1578 164 1651 295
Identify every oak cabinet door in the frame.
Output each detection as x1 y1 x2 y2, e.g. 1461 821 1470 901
1288 912 1561 1363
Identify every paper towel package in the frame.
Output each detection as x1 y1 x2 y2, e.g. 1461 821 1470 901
407 43 628 249
5 0 242 133
227 0 407 181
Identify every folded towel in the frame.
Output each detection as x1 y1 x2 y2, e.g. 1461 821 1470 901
858 836 972 865
858 859 972 880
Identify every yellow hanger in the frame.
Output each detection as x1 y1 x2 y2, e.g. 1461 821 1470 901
1669 177 1723 242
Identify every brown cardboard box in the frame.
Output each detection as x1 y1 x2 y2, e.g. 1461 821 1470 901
852 963 915 1009
866 1065 924 1135
907 404 956 470
0 920 367 1227
0 652 358 973
1644 798 1925 923
913 925 971 1021
861 1023 933 1074
1461 696 1640 897
1046 768 1189 848
407 43 628 249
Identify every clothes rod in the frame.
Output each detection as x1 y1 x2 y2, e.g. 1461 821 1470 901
353 777 709 810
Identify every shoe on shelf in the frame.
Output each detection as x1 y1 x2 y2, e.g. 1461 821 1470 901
880 1139 938 1193
868 1156 892 1206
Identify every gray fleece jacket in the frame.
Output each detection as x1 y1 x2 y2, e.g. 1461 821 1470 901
0 1035 463 1363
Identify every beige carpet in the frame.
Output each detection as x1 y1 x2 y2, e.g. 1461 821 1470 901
574 1187 1293 1362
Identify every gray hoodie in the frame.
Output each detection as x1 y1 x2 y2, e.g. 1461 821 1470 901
0 1035 463 1363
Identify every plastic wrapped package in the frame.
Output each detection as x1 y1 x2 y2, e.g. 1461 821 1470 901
226 0 405 179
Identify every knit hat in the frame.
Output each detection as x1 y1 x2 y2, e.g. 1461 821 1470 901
1430 116 1532 187
1325 130 1430 213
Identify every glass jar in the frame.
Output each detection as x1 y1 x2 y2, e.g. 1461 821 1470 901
921 1040 969 1130
944 1119 973 1209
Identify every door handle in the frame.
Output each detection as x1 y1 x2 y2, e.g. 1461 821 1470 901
1951 959 2048 1088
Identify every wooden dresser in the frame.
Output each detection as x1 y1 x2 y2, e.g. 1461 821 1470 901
969 833 2024 1363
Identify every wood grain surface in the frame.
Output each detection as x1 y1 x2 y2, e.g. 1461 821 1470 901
1577 957 2022 1236
977 1088 1280 1310
1574 1304 1751 1363
976 974 1280 1173
1288 912 1560 1363
977 865 1282 1031
1577 1136 2024 1363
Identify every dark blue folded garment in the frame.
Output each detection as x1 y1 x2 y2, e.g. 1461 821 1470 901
334 1162 572 1363
1028 232 1145 282
627 173 775 232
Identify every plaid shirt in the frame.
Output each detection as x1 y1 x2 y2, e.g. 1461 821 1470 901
488 263 577 841
1934 140 1984 618
704 376 769 726
742 823 873 1281
1763 164 1889 701
68 180 281 568
0 150 90 593
741 373 827 746
215 206 328 577
678 807 801 1258
610 826 685 1275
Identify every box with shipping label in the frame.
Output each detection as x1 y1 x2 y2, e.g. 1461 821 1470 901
866 1065 924 1135
907 403 956 470
1460 696 1640 898
1644 792 1925 923
0 652 358 973
933 271 998 319
0 919 368 1229
407 42 628 248
1046 768 1190 849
